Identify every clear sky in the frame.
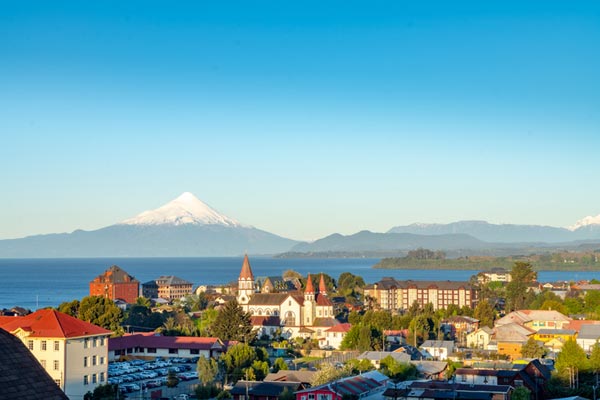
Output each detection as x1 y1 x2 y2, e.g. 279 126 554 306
1 1 599 241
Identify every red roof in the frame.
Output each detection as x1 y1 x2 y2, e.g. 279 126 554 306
565 319 600 332
239 254 254 279
0 309 111 338
316 294 333 306
251 316 281 326
326 323 351 333
319 274 327 294
109 334 225 351
305 274 315 293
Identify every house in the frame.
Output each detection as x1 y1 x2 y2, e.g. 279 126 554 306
466 326 493 349
231 381 303 400
440 316 479 341
385 381 512 400
420 340 454 360
411 360 448 380
258 276 298 293
576 324 600 352
108 333 227 361
532 329 576 344
295 371 388 400
357 351 411 368
493 323 535 360
393 345 425 360
264 370 316 386
89 265 140 304
0 309 111 400
478 268 512 283
363 278 477 311
319 323 351 350
495 310 571 331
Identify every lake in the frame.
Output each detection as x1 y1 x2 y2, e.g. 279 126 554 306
0 257 598 310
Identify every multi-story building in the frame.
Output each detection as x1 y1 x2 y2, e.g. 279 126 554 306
477 268 512 283
364 277 477 311
89 265 140 304
0 309 111 400
142 275 193 301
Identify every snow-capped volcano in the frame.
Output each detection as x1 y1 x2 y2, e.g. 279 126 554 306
120 192 245 227
568 214 600 231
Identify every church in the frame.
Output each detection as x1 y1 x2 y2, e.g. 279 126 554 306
236 255 340 339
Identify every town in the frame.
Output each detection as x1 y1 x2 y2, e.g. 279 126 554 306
2 256 600 400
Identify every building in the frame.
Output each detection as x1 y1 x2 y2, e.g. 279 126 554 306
258 276 298 293
466 326 493 349
386 381 512 400
142 280 159 299
319 323 351 350
295 371 388 400
155 276 194 300
0 327 69 400
493 323 535 360
477 268 512 283
231 381 304 400
0 309 111 400
108 333 227 361
420 340 454 360
576 324 600 352
236 255 340 339
89 265 140 304
363 278 477 311
440 315 479 342
495 310 571 331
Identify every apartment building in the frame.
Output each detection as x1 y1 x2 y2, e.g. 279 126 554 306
89 265 140 304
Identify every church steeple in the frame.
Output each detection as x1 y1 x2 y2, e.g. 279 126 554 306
305 273 315 301
319 273 327 296
237 254 255 307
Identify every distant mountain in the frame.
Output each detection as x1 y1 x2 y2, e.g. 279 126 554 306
0 193 297 257
289 230 488 253
388 220 600 243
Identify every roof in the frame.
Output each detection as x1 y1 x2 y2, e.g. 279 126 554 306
421 340 454 350
358 351 411 363
312 318 340 328
109 333 225 351
248 293 290 306
316 293 333 306
496 310 571 326
0 309 111 339
305 273 315 293
251 316 281 326
577 324 600 340
374 278 473 290
91 265 138 284
565 319 600 332
408 381 512 395
239 254 254 279
493 322 534 342
319 274 328 293
326 323 352 333
155 275 193 286
536 329 576 335
411 361 448 377
0 328 69 400
230 381 301 397
297 371 388 396
264 370 316 383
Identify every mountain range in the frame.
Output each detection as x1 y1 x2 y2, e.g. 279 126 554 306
1 192 599 257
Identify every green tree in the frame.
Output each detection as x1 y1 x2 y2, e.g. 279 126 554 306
272 357 289 373
342 325 383 351
473 299 495 328
512 386 531 400
555 338 588 389
197 356 220 386
346 358 374 374
311 364 352 386
197 307 219 336
379 356 417 381
520 338 546 358
589 343 600 378
83 384 118 400
221 343 263 383
78 296 124 333
212 300 254 342
135 296 152 308
280 387 295 400
505 262 537 312
57 299 80 317
166 370 180 388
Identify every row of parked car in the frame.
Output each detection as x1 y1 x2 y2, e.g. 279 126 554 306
108 357 198 388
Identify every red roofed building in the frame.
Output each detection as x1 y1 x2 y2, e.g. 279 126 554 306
89 265 140 304
319 323 351 349
108 333 227 361
0 309 111 399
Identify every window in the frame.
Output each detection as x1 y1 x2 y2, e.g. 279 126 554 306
41 340 47 351
190 349 200 355
54 341 60 351
100 357 105 365
53 360 59 370
147 348 157 353
84 338 89 349
92 374 97 384
84 375 89 385
100 372 105 382
308 395 315 400
92 355 97 366
84 357 88 367
28 340 34 350
100 337 105 346
93 338 98 347
169 348 178 354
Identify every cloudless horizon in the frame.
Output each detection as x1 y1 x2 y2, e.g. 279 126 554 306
1 1 599 241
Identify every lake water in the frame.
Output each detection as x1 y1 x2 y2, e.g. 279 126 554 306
0 257 598 310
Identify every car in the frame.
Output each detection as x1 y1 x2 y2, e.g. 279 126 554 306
175 395 189 400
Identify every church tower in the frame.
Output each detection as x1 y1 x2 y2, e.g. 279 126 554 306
319 273 327 296
303 274 315 326
237 254 255 307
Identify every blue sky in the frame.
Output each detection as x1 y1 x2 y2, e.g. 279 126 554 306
1 1 599 240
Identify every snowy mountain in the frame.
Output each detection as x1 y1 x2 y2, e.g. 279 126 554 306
120 192 244 227
0 193 297 257
569 214 600 231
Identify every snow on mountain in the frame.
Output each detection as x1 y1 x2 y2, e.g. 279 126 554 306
120 192 246 227
568 214 600 231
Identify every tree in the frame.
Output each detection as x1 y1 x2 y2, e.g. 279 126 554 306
346 358 374 374
57 299 80 317
555 338 588 389
520 338 546 358
311 364 352 386
197 356 220 386
78 296 124 333
512 386 531 400
272 357 289 373
221 343 266 383
505 262 537 312
589 343 600 378
473 299 495 328
212 300 254 343
379 356 417 381
341 325 382 351
166 370 180 388
84 384 118 400
283 269 303 280
280 387 295 400
197 307 219 336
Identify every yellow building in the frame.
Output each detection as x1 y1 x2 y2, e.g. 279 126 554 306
533 329 576 343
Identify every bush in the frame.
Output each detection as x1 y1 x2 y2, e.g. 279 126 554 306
196 384 220 399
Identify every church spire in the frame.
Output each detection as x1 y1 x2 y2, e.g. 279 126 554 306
239 254 254 280
319 273 327 295
305 273 315 294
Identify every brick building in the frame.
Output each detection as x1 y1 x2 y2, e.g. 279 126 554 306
89 265 140 304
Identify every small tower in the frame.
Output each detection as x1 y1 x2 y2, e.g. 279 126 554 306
304 274 315 326
237 254 255 307
319 273 327 296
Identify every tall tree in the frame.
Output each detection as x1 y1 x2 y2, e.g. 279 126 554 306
197 356 220 386
555 338 588 389
473 299 495 327
520 338 546 358
212 300 254 343
78 296 124 333
505 262 537 312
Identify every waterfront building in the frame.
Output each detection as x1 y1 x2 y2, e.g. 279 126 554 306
0 309 111 400
89 265 140 304
363 277 477 311
477 268 512 283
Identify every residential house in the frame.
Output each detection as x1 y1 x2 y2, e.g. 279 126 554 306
89 265 140 304
466 326 493 349
357 351 411 369
319 323 351 350
576 324 600 352
532 329 576 347
295 371 388 400
495 310 571 331
420 340 454 360
0 309 111 400
231 381 303 400
478 268 512 283
440 316 479 342
264 370 316 386
108 333 227 361
411 360 448 380
0 327 69 400
384 381 512 400
493 323 535 360
364 278 477 311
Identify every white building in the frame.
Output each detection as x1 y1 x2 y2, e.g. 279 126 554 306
319 323 352 349
0 309 111 400
576 324 600 352
420 340 454 360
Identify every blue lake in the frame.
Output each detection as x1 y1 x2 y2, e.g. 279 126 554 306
0 257 598 310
